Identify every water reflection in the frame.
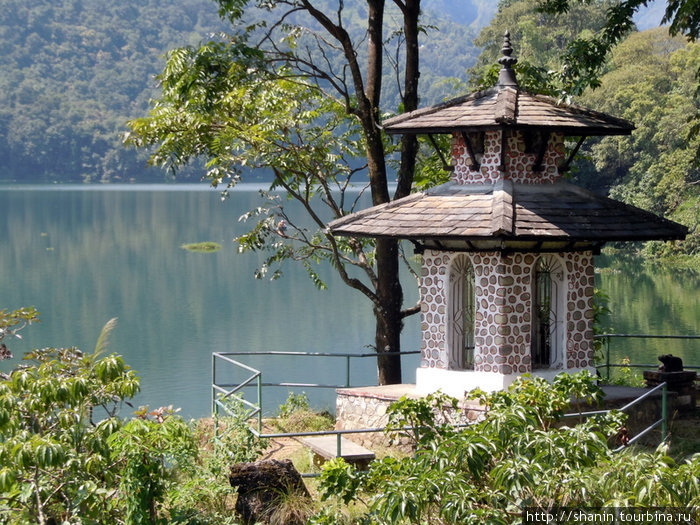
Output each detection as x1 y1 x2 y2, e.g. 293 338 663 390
595 253 699 367
0 185 420 417
0 186 697 417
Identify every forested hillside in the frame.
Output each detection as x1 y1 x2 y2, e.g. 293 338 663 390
0 0 234 182
0 0 489 183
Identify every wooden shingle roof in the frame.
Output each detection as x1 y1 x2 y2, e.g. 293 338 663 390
327 181 687 252
382 32 633 137
381 87 635 136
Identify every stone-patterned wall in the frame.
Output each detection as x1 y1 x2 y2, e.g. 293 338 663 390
420 250 595 375
420 251 448 369
452 130 565 185
565 253 595 369
335 390 392 449
473 252 532 375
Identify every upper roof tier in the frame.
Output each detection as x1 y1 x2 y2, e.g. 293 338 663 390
382 32 634 137
381 87 635 136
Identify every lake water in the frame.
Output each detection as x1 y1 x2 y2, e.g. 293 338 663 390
0 185 698 418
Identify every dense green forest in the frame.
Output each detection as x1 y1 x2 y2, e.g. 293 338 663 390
1 0 696 262
0 0 676 184
0 0 489 183
0 0 231 182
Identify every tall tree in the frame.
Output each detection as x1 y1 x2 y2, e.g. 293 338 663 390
578 28 699 260
536 0 700 95
127 0 424 384
535 0 700 167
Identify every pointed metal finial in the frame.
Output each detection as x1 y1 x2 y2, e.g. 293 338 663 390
497 31 518 87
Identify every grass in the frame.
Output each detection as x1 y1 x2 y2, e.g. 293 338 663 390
274 408 335 433
667 408 700 460
274 392 335 433
180 241 222 253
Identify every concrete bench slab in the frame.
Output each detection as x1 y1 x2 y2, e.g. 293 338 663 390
301 436 375 468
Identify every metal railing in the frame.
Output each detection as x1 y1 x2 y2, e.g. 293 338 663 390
212 352 264 431
595 333 700 381
211 341 696 475
212 350 420 432
562 381 669 451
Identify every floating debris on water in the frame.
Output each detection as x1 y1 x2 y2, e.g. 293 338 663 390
180 241 222 253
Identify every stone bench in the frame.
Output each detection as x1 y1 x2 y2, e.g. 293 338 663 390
301 435 375 469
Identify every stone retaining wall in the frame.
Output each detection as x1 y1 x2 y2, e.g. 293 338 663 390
335 386 486 451
334 385 680 452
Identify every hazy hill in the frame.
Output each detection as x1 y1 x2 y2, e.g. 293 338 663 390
0 0 668 183
0 0 232 182
0 0 489 183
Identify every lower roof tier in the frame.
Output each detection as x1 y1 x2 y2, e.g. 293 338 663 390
327 180 687 252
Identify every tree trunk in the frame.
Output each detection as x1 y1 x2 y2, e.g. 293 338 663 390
374 238 403 384
229 459 311 525
307 0 420 385
395 0 420 201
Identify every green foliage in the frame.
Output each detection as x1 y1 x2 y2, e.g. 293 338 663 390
318 371 700 524
127 39 377 287
606 357 647 387
276 392 335 433
0 311 270 524
537 0 700 93
109 407 198 525
181 241 223 253
592 288 612 361
0 0 230 182
412 134 453 191
577 29 700 261
385 391 459 446
0 307 39 344
534 0 700 186
0 0 489 183
474 3 699 265
0 307 39 374
0 334 140 523
471 0 616 92
278 391 312 419
215 395 269 464
165 398 269 524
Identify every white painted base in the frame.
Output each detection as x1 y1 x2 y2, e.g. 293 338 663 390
416 366 596 398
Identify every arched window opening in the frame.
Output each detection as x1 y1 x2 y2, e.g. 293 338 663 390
532 255 564 369
449 255 475 370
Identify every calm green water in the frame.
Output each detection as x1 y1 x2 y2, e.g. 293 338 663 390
0 185 697 417
595 254 700 369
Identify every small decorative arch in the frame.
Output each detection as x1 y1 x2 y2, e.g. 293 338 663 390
532 254 565 369
448 254 475 370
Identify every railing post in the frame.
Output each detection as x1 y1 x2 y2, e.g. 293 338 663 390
212 354 219 440
336 432 342 458
605 336 611 381
661 382 668 441
257 374 263 434
212 353 217 417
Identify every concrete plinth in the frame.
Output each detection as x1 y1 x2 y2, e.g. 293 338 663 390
335 384 485 451
643 370 697 411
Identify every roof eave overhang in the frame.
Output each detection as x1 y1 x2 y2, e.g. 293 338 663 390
382 124 634 137
328 230 687 252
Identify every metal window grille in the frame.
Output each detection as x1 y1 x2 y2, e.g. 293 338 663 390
532 255 562 368
449 255 475 369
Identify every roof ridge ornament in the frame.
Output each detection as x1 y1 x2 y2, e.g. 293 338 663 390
497 31 518 88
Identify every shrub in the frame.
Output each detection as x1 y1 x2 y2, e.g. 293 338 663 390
0 339 140 524
276 392 334 433
318 371 700 524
